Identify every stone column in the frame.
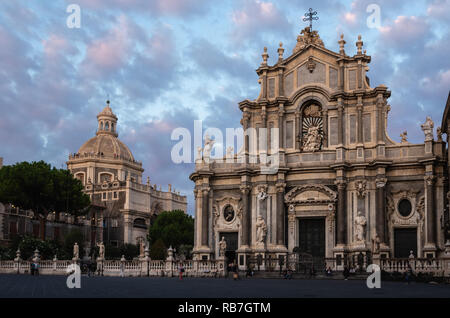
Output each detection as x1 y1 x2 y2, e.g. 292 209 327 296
338 61 345 91
375 177 387 244
240 184 251 247
357 98 363 144
278 104 285 150
242 111 251 155
201 187 210 247
425 175 436 246
295 111 301 150
376 94 384 143
276 182 286 246
335 179 347 245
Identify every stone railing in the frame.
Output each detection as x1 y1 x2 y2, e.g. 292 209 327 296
0 259 74 275
380 258 448 275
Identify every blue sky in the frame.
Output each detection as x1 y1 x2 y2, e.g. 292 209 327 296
0 0 449 214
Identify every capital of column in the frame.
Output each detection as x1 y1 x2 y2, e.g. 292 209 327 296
278 103 285 116
375 177 387 188
240 184 251 194
424 175 435 186
202 186 211 194
334 179 347 190
276 182 286 192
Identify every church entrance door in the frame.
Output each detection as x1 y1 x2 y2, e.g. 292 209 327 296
298 218 325 259
394 228 417 258
220 232 238 265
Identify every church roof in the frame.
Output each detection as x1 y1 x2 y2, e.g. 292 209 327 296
77 134 135 162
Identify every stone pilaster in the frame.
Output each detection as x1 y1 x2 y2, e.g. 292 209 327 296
201 187 211 247
375 177 387 245
424 175 437 253
276 182 287 246
335 179 347 245
240 184 251 247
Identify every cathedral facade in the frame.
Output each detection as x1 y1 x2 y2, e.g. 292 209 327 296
190 27 450 269
67 102 187 249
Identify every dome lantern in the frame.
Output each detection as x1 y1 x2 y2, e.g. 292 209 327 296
97 100 118 137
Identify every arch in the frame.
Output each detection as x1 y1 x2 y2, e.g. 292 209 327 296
74 172 85 185
100 121 104 130
284 184 337 204
105 121 110 131
98 172 114 183
111 122 115 132
293 86 330 113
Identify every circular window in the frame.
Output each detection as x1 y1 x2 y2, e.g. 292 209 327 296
223 205 235 222
398 199 412 217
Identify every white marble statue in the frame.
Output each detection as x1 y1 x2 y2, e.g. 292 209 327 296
421 116 434 141
371 234 380 253
139 239 146 258
99 242 105 259
203 134 215 159
219 236 227 257
255 215 267 244
73 242 79 259
354 211 367 242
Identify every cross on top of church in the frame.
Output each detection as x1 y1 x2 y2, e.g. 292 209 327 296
303 8 319 30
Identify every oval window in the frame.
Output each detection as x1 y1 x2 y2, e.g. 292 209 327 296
398 199 412 217
223 205 235 222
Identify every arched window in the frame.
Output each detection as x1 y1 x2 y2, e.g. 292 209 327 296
100 121 104 130
111 123 115 132
105 121 110 131
133 218 147 229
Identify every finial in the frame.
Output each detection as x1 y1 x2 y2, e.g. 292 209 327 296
356 34 363 55
338 33 346 55
261 47 269 65
277 42 284 61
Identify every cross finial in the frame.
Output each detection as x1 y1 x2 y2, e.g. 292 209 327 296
303 8 319 30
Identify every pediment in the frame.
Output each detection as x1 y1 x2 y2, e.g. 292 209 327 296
285 184 337 204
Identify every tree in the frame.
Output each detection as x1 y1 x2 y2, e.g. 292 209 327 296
0 161 90 240
150 239 167 260
148 210 194 252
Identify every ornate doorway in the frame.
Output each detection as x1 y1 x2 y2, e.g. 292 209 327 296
298 218 325 258
394 228 417 258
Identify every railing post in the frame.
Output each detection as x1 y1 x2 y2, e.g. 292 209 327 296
165 246 174 277
53 255 57 273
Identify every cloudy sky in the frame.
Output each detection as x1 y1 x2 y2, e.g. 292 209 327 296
0 0 449 214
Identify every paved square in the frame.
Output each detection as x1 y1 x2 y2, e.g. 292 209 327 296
0 274 449 298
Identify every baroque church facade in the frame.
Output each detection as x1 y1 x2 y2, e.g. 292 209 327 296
67 102 187 249
190 26 450 268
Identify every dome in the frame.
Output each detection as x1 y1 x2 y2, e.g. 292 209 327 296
75 101 135 162
77 134 135 162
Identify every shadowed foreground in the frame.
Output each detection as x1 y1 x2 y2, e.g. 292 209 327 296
0 274 449 298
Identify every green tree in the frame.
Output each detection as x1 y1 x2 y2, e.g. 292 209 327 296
148 210 194 251
17 236 63 260
150 239 167 260
0 161 90 240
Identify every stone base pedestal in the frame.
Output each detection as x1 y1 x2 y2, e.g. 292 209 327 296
423 244 437 258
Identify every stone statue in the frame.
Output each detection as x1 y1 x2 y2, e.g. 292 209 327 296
437 126 443 142
421 116 434 141
226 146 234 158
354 211 367 243
97 242 105 259
196 146 202 160
219 236 227 257
139 239 146 258
73 242 79 259
255 215 267 244
302 125 322 152
400 131 408 143
371 234 380 253
203 134 215 159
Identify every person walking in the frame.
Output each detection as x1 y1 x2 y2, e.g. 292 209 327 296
343 266 350 280
179 263 185 280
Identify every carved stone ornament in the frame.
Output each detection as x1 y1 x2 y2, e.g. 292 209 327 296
293 26 325 53
355 179 367 198
307 56 316 73
257 184 268 201
375 177 387 188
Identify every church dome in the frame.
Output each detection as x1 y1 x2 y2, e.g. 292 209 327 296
76 101 135 162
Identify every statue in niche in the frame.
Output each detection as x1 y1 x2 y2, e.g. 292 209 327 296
371 234 380 254
302 125 322 152
255 215 267 244
354 211 367 243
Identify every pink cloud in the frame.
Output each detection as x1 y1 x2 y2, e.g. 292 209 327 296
379 16 429 47
427 0 450 19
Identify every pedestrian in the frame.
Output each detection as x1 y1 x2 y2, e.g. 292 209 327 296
179 263 185 280
343 266 350 280
326 266 332 277
34 262 39 276
232 262 239 280
30 262 34 276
